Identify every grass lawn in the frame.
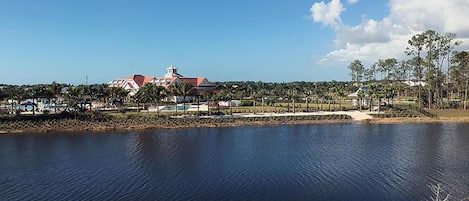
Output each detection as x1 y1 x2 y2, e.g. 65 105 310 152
228 102 355 113
105 102 357 116
427 109 469 117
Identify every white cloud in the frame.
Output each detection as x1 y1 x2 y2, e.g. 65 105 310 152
310 0 345 29
311 0 469 66
389 0 469 37
347 0 358 4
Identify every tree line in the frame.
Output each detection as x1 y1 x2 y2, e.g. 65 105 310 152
348 29 469 110
1 80 360 115
0 82 129 115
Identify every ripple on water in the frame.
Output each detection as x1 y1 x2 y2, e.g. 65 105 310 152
1 123 469 201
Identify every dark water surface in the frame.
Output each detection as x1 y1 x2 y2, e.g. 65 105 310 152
1 123 469 201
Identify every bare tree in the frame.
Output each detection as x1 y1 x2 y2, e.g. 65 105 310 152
428 183 450 201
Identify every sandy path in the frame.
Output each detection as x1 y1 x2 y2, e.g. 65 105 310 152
230 110 374 121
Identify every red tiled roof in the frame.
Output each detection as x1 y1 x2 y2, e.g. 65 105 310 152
143 76 155 86
112 72 212 90
126 74 145 87
173 77 211 88
179 78 198 87
197 77 207 86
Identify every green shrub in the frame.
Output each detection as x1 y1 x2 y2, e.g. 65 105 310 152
239 100 253 106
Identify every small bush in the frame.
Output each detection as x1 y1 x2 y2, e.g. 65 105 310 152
239 100 253 106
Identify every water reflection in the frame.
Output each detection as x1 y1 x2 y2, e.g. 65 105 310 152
1 123 469 201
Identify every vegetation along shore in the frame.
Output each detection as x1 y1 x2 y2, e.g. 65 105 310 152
0 112 352 134
2 107 469 134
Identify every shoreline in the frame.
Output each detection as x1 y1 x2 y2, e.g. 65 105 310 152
367 116 469 124
0 114 352 134
2 113 469 135
0 119 352 135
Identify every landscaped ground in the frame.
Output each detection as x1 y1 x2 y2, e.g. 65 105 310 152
3 102 469 134
0 112 353 134
427 109 469 117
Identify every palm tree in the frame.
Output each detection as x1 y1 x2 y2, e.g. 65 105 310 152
96 84 110 109
252 91 257 114
153 85 167 116
138 83 166 116
357 90 365 111
376 85 386 113
10 86 27 115
0 87 6 104
133 88 146 113
170 81 196 116
303 90 311 112
227 92 234 115
110 87 129 111
195 93 201 116
66 86 84 112
285 89 298 113
48 81 63 113
253 89 268 113
336 84 347 110
202 90 214 116
30 85 48 116
367 84 376 112
2 86 13 114
212 89 229 114
313 83 323 111
79 85 93 112
328 85 338 111
169 83 181 114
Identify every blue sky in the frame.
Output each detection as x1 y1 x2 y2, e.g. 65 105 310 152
1 0 468 85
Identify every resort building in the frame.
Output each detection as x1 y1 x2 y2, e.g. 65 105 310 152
109 65 214 100
108 74 149 96
147 65 213 91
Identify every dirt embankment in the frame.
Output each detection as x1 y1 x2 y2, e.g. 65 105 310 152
0 114 352 134
3 113 468 134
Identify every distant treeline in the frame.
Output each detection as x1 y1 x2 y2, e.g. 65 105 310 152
347 29 468 110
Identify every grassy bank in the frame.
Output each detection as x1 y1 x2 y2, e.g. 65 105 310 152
0 113 352 134
426 109 469 117
367 106 469 123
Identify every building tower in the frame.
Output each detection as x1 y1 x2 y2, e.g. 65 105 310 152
165 65 183 78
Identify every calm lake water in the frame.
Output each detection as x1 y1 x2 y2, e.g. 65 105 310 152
1 123 469 201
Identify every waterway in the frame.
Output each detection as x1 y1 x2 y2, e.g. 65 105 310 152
1 123 469 200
